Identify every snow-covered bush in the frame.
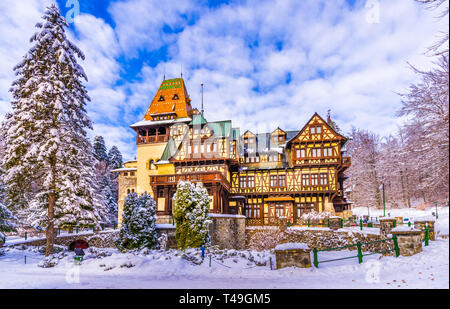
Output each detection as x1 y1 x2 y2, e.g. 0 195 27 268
301 211 333 224
172 181 211 250
115 192 158 251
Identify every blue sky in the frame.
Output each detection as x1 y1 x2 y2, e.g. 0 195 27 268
0 0 448 160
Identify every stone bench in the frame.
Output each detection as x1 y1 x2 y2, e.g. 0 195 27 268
274 242 311 269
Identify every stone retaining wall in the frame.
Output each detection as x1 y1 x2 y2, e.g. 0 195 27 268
8 230 119 249
246 227 394 254
208 215 246 250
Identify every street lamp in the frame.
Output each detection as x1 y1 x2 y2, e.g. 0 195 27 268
434 201 438 219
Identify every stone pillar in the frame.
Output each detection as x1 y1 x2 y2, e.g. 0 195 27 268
328 216 342 231
379 218 396 237
392 228 423 256
414 219 436 241
274 243 311 269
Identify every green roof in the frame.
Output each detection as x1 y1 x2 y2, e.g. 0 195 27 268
189 114 207 126
206 120 232 138
159 78 183 90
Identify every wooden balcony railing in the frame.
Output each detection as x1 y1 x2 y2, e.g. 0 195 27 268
137 135 169 145
150 171 231 191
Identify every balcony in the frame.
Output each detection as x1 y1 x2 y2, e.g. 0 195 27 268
150 171 231 192
136 135 169 145
341 156 351 169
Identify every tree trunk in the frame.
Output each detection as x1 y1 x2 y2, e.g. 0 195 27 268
45 157 56 256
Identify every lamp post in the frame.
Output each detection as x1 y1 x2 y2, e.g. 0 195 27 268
382 183 386 217
434 201 438 219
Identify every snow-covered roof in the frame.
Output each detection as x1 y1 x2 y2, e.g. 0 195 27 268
275 242 310 251
111 167 137 172
130 117 192 128
391 226 421 233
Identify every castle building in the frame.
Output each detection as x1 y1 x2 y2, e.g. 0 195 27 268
113 77 351 226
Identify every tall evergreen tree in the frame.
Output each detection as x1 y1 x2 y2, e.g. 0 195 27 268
93 136 108 162
115 192 157 251
2 4 107 256
107 145 123 169
172 181 211 250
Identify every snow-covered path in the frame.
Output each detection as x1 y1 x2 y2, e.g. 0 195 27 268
0 238 447 289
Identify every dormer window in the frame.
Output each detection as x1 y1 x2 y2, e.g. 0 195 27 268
172 94 179 100
310 126 322 134
158 95 165 101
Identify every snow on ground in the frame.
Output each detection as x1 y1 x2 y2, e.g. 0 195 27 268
0 239 448 289
351 206 449 236
0 207 448 289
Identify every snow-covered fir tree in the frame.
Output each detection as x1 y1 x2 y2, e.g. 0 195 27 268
107 145 123 169
2 4 108 256
115 192 157 251
93 135 108 162
172 181 211 250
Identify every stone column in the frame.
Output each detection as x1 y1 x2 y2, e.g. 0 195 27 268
379 218 396 237
274 243 311 269
414 219 436 241
394 217 403 225
391 228 422 256
328 216 342 231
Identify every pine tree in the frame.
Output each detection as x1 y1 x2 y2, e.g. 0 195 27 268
107 146 123 169
93 136 108 162
2 4 107 256
115 192 157 250
172 181 211 250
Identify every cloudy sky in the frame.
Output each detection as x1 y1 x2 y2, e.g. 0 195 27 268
0 0 447 160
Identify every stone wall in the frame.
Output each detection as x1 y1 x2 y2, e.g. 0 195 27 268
208 214 246 250
392 229 422 256
8 230 119 249
246 227 394 254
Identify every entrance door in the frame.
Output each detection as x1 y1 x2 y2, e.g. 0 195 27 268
268 202 293 225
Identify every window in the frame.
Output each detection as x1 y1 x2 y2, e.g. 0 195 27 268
278 175 286 187
311 148 320 157
193 144 199 153
130 171 135 176
310 126 321 134
187 145 192 154
123 172 128 177
246 204 261 219
301 174 310 186
324 147 333 157
311 174 318 186
158 95 164 101
240 176 247 188
127 189 130 194
172 94 179 100
296 203 315 217
320 173 328 185
296 148 306 158
247 176 255 188
213 143 217 152
270 175 278 187
200 144 205 153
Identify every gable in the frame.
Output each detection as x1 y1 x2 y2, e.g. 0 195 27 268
288 113 346 144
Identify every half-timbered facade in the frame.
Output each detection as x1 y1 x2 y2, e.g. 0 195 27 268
113 77 351 226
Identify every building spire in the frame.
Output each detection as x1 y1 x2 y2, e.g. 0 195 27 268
327 109 331 124
181 64 183 78
201 82 204 116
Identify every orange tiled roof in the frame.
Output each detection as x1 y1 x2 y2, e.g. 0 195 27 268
143 78 193 121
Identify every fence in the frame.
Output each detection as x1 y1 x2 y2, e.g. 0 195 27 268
312 235 400 268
